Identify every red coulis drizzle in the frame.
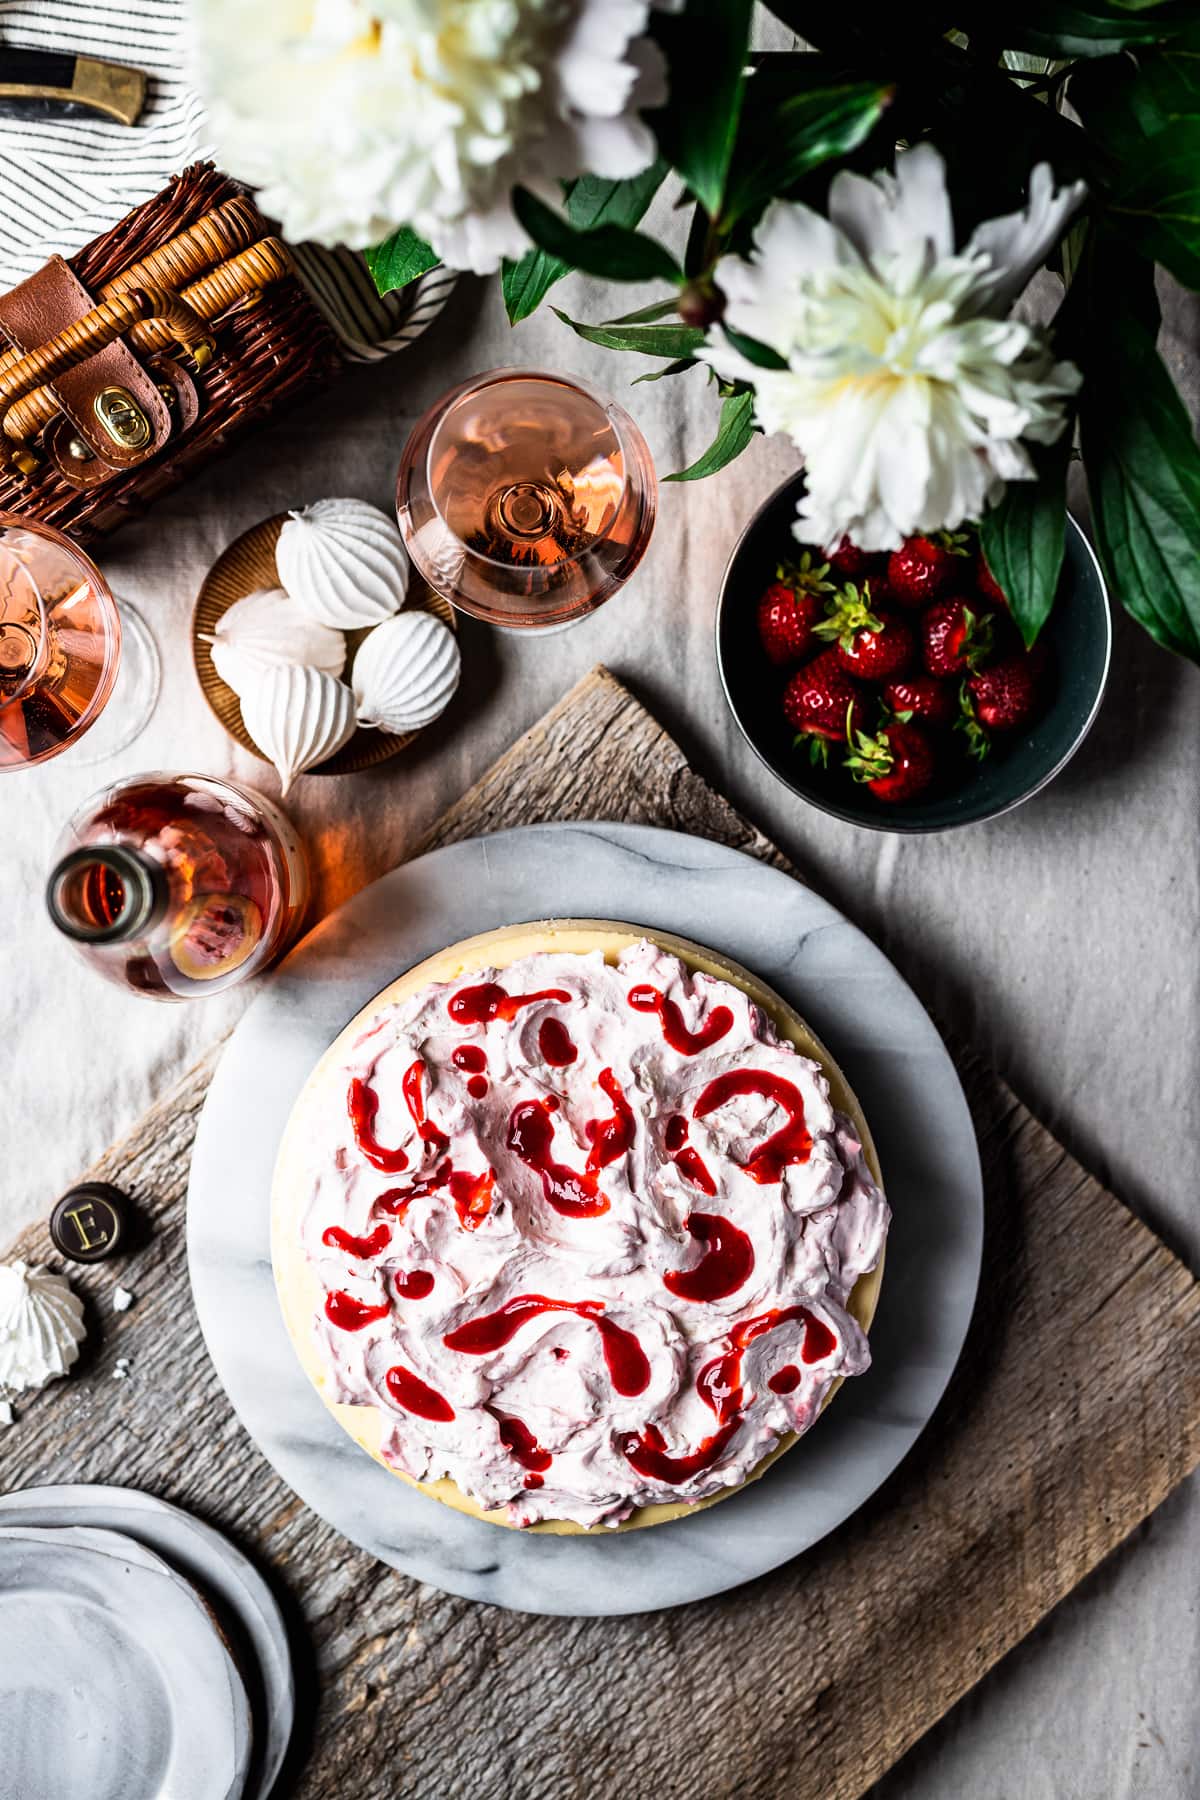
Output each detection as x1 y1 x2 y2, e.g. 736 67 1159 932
507 1067 634 1217
584 1068 635 1174
324 1289 390 1331
663 1113 716 1196
376 1161 495 1231
402 1059 450 1156
377 1168 445 1214
619 1418 741 1484
506 1101 605 1218
698 1305 836 1423
538 1017 577 1067
769 1365 801 1394
453 1046 490 1097
627 985 734 1055
449 983 571 1025
523 1474 544 1490
448 1168 494 1231
497 1414 552 1474
322 1222 391 1259
693 1069 812 1182
443 1294 650 1396
395 1269 435 1300
663 1212 754 1302
347 1077 409 1173
385 1364 455 1422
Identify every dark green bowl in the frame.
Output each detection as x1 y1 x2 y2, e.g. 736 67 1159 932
715 472 1112 833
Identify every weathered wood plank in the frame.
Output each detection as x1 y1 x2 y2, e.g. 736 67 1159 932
2 665 1197 1800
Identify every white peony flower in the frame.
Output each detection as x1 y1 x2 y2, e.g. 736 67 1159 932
193 0 668 274
702 145 1086 552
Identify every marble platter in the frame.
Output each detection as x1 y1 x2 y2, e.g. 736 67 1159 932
0 1485 293 1800
0 1523 252 1800
188 823 983 1617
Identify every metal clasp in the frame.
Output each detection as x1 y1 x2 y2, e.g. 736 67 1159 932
93 386 152 450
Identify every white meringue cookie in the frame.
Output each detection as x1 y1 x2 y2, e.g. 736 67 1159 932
352 611 460 734
276 498 408 629
240 664 356 796
0 1261 86 1393
206 587 346 697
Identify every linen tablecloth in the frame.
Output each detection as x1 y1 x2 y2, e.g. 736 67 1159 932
1 174 1197 1800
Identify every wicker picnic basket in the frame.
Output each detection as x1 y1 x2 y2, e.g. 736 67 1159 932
0 162 343 543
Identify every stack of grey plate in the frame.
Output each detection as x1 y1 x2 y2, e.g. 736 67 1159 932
0 1485 294 1800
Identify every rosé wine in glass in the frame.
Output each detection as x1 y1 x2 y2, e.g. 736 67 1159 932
0 514 120 770
396 369 656 630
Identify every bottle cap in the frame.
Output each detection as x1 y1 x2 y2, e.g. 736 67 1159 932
49 1183 129 1262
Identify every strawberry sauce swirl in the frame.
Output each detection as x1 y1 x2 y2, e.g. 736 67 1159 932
300 941 889 1528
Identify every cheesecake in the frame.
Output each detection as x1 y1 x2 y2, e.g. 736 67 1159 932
271 922 889 1532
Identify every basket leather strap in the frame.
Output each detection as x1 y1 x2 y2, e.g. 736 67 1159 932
0 254 173 472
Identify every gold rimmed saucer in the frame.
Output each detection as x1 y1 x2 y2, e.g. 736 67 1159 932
192 512 456 776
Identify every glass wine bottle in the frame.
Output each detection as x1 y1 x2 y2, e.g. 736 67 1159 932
45 772 309 1000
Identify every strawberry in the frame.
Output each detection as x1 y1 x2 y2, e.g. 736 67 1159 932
755 552 835 666
845 718 936 803
827 536 883 584
921 598 995 679
886 532 971 609
783 650 866 760
966 655 1039 734
882 674 957 729
976 552 1008 609
757 582 823 667
814 583 913 682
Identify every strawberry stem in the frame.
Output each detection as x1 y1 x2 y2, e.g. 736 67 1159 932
813 581 884 653
956 683 991 760
777 550 835 598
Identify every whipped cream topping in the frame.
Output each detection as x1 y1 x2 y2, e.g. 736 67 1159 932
0 1260 86 1393
297 942 889 1528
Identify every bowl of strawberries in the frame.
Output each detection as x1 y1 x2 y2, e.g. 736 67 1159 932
716 472 1111 831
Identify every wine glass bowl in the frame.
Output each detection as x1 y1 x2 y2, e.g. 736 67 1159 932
396 369 656 630
0 513 121 769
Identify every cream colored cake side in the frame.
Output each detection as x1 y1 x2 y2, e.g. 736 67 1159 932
271 920 886 1534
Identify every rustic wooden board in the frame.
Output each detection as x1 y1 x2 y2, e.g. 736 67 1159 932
2 666 1198 1800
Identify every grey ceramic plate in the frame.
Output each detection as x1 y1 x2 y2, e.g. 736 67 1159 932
0 1523 252 1800
0 1487 293 1800
188 823 983 1617
716 472 1112 832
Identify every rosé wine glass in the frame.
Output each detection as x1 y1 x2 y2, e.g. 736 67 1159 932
0 514 121 770
396 368 657 631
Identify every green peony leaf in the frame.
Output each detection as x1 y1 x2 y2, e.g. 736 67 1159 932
631 357 698 385
959 1 1200 58
513 188 683 285
364 228 439 298
501 163 668 325
550 309 705 360
1071 51 1200 291
723 70 894 228
1078 248 1200 661
665 389 757 482
978 438 1071 647
646 0 754 219
719 324 788 371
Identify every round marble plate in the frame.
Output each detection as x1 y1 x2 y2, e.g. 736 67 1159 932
0 1486 293 1800
188 823 983 1617
0 1523 253 1800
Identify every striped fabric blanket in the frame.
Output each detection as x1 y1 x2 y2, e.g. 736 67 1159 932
0 0 454 360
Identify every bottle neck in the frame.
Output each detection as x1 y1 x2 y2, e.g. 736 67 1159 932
45 845 167 946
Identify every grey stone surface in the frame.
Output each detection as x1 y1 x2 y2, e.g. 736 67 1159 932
2 269 1197 1790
